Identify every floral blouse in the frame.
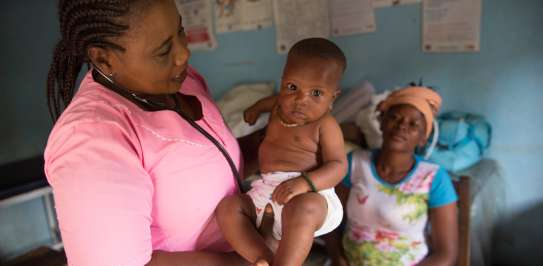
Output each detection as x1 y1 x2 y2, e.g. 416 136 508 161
342 149 457 266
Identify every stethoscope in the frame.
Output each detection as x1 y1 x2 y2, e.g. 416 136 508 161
91 64 245 192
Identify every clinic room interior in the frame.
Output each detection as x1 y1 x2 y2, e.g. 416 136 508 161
0 0 541 266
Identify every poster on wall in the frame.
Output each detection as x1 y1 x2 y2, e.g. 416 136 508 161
273 0 330 54
373 0 421 8
175 0 217 51
422 0 481 53
330 0 376 37
215 0 273 33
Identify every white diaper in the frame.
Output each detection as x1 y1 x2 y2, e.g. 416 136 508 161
246 172 343 240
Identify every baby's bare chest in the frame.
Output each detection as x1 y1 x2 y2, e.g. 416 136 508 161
264 120 320 152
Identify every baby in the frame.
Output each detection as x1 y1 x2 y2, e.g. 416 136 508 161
216 38 347 266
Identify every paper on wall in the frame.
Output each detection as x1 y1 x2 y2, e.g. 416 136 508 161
373 0 420 8
422 0 482 53
175 0 217 51
215 0 273 33
330 0 376 37
273 0 330 54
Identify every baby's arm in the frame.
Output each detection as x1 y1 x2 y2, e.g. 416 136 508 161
244 94 278 125
306 114 347 190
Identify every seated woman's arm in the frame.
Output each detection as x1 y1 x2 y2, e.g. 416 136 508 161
418 203 458 266
419 167 459 266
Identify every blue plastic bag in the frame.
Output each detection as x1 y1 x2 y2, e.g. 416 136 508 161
428 112 491 173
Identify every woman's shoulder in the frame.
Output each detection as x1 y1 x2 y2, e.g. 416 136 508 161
345 148 373 184
57 71 141 128
414 155 444 174
48 72 144 148
44 75 146 185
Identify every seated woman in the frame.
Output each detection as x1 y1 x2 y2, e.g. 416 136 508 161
326 86 458 266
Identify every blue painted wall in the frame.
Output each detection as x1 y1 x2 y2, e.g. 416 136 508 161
0 1 57 163
0 0 541 263
190 0 543 218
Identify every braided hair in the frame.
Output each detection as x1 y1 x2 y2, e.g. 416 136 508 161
46 0 149 122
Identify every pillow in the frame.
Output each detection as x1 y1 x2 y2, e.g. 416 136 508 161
332 81 374 123
354 90 392 149
216 82 274 138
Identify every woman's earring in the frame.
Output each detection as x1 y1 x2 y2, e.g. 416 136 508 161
329 103 334 110
92 63 115 84
103 71 115 84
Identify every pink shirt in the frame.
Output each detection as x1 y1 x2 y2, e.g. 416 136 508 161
44 67 241 266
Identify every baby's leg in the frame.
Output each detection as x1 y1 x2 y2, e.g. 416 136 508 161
216 194 274 264
274 193 327 266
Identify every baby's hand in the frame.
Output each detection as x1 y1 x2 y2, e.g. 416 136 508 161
272 177 311 205
244 105 261 125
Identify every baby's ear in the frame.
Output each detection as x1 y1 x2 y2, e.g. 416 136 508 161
333 88 341 99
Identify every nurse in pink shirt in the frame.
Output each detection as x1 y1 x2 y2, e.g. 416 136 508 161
44 0 270 265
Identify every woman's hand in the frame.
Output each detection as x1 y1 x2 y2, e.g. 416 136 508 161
271 177 311 205
244 105 262 125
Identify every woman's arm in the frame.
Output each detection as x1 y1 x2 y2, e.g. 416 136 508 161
146 203 278 266
237 128 266 178
46 123 250 266
418 203 458 266
146 251 248 266
45 123 158 266
148 129 275 266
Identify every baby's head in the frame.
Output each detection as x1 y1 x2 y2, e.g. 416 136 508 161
277 38 346 126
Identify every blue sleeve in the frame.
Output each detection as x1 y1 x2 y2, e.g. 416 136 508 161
341 152 353 188
428 167 458 208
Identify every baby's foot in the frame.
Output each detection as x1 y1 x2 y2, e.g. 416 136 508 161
253 259 269 266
